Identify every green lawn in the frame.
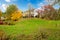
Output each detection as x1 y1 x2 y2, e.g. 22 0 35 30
0 18 60 40
0 18 60 35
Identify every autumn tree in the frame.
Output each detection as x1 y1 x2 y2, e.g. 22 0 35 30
6 4 18 20
11 10 22 21
44 5 58 20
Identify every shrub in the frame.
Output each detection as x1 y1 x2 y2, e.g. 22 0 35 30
0 20 4 25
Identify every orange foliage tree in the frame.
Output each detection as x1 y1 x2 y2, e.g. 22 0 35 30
11 10 22 21
6 4 22 21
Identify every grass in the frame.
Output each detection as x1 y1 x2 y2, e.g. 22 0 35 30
0 18 60 40
0 18 60 35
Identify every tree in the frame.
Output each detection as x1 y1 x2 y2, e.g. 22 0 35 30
11 10 22 21
28 3 34 18
43 5 57 20
36 5 57 20
57 8 60 20
46 0 60 5
6 4 18 20
0 10 2 19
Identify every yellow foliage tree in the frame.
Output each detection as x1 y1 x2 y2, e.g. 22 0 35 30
11 10 22 21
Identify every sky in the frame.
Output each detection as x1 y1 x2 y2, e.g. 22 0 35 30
0 0 60 12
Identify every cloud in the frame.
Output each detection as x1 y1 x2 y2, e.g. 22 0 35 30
5 0 11 2
53 4 60 9
5 0 16 2
38 3 45 7
2 4 8 10
0 4 8 12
